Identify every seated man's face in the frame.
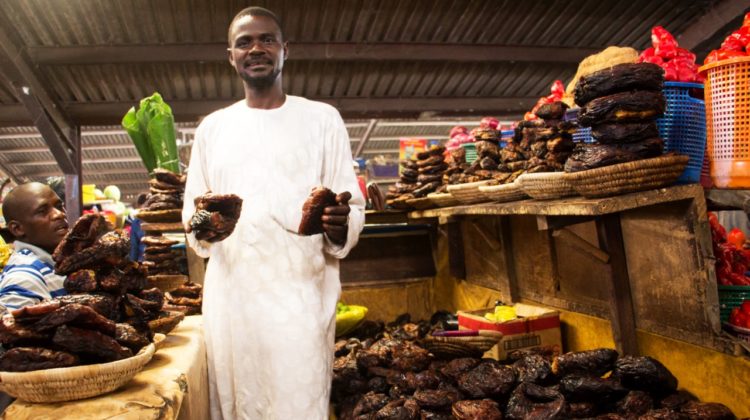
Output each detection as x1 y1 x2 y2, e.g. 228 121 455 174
9 185 68 253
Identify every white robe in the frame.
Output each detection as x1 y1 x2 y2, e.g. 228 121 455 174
182 96 365 420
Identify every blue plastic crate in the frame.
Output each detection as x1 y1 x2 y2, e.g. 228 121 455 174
657 82 706 184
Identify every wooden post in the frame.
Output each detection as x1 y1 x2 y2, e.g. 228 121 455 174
596 214 639 355
445 221 466 279
64 126 82 225
498 216 519 302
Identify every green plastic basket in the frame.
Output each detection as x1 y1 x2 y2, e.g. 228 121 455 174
718 285 750 322
461 143 478 164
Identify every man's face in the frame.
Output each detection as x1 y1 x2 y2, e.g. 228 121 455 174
8 185 68 253
228 15 287 90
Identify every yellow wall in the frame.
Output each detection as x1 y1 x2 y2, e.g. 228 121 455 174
341 280 434 323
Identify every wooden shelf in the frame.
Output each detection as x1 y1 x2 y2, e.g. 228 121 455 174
409 184 702 220
365 209 409 225
401 183 727 355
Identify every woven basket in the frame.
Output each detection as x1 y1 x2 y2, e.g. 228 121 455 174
422 331 502 359
564 155 689 199
0 343 155 403
147 274 188 292
478 182 528 203
517 172 576 200
427 192 461 208
405 196 437 210
153 333 167 350
447 180 492 205
136 209 182 223
386 197 415 210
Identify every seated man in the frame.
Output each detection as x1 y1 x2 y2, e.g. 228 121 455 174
0 182 69 312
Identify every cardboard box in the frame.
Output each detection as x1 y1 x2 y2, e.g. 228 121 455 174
457 303 562 360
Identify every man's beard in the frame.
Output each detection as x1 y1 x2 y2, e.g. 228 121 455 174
240 67 281 90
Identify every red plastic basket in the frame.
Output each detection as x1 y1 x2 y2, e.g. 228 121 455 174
699 57 750 188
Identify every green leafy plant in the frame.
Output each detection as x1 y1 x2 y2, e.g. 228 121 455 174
122 92 180 174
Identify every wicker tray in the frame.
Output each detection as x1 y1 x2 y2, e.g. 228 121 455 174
405 196 437 210
136 209 182 223
517 172 576 200
427 192 461 208
0 343 155 403
153 333 167 350
478 181 528 203
422 331 502 359
564 155 689 199
386 196 415 210
447 180 492 205
147 274 188 292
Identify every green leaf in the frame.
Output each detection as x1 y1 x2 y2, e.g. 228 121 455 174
147 102 180 173
121 106 156 173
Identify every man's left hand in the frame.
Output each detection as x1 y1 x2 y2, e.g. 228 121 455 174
322 191 352 246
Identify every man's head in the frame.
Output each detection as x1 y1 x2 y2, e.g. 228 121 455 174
227 7 288 90
2 182 68 253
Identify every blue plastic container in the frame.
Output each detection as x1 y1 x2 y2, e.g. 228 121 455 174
657 82 706 184
566 108 595 144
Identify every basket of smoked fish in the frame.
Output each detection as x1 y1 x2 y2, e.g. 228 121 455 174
422 330 503 359
0 214 166 402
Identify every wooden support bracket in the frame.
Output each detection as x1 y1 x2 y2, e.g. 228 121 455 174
552 228 610 264
536 215 597 231
596 214 639 356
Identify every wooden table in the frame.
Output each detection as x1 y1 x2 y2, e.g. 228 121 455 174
2 315 208 420
408 184 723 355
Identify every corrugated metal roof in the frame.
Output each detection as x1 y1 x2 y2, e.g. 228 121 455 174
0 0 744 200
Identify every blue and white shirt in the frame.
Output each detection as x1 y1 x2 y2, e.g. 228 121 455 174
0 241 66 312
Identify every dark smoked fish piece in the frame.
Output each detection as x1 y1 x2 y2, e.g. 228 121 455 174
0 347 79 372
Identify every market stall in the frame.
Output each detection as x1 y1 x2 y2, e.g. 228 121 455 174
0 1 749 419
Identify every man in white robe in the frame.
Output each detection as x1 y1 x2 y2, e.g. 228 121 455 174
182 7 365 419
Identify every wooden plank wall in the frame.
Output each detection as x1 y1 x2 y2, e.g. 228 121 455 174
458 199 721 350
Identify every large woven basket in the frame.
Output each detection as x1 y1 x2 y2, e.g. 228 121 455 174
136 209 182 223
147 274 188 292
478 181 528 203
564 155 689 199
405 196 437 210
0 343 155 403
427 192 461 208
517 172 576 200
447 180 492 205
422 331 502 359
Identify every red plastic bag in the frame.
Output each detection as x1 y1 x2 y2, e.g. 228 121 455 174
652 26 678 59
704 49 747 65
720 28 748 52
480 117 499 129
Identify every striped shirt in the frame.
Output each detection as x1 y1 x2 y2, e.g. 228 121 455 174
0 241 66 312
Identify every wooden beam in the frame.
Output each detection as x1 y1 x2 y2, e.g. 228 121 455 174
67 97 535 120
353 119 378 158
1 99 530 126
0 23 78 174
11 89 77 173
676 0 750 50
29 43 596 65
